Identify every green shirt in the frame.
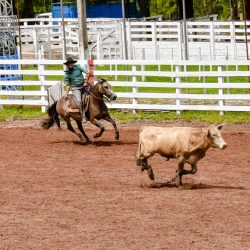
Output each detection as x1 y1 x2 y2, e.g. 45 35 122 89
64 64 89 88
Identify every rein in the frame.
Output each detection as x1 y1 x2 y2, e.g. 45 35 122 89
85 80 111 102
87 90 110 102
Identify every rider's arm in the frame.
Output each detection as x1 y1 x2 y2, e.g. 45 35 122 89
80 65 90 86
65 85 70 99
84 72 91 86
64 72 71 99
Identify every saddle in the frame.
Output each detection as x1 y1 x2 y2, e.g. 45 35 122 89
64 88 91 115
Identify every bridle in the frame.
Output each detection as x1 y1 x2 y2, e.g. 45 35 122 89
85 79 111 102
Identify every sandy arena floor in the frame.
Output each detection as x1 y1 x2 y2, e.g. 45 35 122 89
0 120 249 250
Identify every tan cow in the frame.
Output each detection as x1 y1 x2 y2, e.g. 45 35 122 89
136 124 227 186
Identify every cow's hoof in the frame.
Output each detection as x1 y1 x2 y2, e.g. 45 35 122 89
147 167 155 181
140 164 147 172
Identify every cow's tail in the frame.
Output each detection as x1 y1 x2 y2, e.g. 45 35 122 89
136 129 145 167
41 101 61 130
136 129 155 181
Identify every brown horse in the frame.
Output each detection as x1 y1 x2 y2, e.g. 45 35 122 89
41 79 119 143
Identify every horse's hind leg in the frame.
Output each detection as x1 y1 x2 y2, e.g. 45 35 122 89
90 119 105 138
64 118 84 141
75 120 92 144
103 115 119 140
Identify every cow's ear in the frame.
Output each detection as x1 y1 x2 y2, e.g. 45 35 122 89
217 123 225 130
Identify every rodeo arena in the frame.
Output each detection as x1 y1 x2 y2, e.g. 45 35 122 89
0 0 250 249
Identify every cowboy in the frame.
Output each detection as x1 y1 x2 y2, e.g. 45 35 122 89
64 57 91 115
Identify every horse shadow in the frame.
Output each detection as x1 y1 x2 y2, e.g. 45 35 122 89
149 181 246 190
51 140 137 147
93 140 137 147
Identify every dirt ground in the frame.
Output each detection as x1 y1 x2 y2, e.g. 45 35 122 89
0 120 249 250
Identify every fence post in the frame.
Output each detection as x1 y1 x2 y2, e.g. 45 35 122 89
175 64 181 114
38 48 46 112
48 27 51 59
142 48 145 81
178 22 183 60
118 23 123 59
152 22 158 60
218 65 224 115
96 34 101 59
132 65 138 113
210 22 215 60
230 21 237 60
115 48 118 80
126 21 132 59
33 28 38 59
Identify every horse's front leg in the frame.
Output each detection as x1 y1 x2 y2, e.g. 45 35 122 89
90 118 105 138
103 115 119 140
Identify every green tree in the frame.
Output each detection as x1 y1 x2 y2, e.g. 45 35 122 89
150 0 178 19
11 0 250 20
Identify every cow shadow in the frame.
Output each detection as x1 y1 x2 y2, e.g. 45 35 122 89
188 183 246 190
149 182 246 190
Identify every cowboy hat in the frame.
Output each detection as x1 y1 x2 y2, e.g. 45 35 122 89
63 57 78 65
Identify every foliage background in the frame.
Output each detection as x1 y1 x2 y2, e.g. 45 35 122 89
12 0 246 20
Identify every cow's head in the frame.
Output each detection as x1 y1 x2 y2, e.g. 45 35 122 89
205 124 227 149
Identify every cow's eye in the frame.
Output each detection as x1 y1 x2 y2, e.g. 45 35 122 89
212 134 216 137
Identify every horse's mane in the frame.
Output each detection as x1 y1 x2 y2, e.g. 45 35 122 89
92 78 107 89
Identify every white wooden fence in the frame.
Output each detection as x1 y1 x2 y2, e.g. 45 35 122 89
16 19 250 60
0 59 250 114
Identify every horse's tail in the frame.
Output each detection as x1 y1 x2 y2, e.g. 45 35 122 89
41 101 61 130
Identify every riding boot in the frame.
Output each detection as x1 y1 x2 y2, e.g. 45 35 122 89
67 108 81 113
79 106 86 120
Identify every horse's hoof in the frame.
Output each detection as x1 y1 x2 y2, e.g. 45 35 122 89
175 178 182 187
87 140 93 145
115 134 119 140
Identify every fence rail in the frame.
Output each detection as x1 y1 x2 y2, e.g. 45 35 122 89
0 59 250 114
16 19 250 60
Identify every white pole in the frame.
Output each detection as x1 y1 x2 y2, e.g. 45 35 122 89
122 0 128 59
77 0 89 59
60 0 67 60
182 0 188 60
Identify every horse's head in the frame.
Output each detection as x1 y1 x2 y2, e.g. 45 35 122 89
96 78 117 101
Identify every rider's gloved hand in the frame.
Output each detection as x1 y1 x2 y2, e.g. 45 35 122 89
86 85 93 93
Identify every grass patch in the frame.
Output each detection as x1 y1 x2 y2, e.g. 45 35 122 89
0 107 249 124
108 110 250 124
0 106 45 121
